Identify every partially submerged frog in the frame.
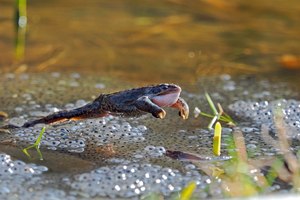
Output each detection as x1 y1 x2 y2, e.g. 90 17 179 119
18 83 189 128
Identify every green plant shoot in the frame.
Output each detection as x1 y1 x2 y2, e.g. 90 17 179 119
198 93 236 128
22 126 45 160
205 92 218 115
179 181 197 200
213 122 222 156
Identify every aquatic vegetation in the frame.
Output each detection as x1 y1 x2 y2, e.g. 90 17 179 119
22 126 46 160
213 122 222 156
195 92 236 129
195 93 232 156
207 110 300 197
191 92 300 197
178 181 197 200
15 0 27 60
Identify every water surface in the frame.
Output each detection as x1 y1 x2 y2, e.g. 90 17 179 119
1 0 300 199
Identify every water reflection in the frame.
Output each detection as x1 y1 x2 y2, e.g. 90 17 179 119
0 0 299 84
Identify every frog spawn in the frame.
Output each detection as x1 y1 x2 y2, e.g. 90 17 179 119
0 152 212 199
228 99 300 157
229 99 300 139
0 153 58 199
65 163 208 198
11 115 148 153
0 153 48 177
3 105 216 199
2 73 300 199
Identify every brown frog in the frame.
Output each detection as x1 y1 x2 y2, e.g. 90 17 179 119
19 83 189 128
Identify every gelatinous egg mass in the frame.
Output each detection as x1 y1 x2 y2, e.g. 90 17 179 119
0 73 300 199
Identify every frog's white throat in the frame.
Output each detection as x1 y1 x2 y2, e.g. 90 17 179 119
151 92 180 107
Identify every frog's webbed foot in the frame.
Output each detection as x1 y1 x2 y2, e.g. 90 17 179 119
171 97 189 120
135 96 166 119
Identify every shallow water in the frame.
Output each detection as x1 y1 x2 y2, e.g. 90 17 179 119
1 0 300 83
1 73 300 199
1 0 300 199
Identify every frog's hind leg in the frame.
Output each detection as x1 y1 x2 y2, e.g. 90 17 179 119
69 112 108 121
22 115 69 128
22 102 108 127
23 110 107 128
135 96 166 118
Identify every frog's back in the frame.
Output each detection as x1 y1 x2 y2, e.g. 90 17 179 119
105 86 154 105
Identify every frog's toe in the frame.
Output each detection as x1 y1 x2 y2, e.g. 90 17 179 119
179 108 189 120
154 110 166 119
172 97 189 120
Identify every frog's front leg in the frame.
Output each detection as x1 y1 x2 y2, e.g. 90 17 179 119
135 96 166 119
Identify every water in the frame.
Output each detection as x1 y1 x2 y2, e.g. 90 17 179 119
1 0 300 84
0 0 300 199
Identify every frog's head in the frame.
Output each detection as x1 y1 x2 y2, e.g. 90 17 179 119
149 84 181 107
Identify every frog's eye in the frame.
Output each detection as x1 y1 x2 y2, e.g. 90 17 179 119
157 84 170 91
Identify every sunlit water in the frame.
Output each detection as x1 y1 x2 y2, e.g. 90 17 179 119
1 0 300 199
1 0 300 83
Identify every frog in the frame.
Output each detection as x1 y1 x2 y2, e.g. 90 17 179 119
19 83 189 128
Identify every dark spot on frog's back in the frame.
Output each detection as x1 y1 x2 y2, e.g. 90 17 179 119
150 84 179 94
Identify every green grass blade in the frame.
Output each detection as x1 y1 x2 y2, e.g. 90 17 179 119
36 147 44 160
199 112 215 118
22 127 45 160
205 93 218 115
35 126 46 145
22 146 32 158
222 112 236 125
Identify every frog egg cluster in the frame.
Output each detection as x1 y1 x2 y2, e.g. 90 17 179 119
0 186 74 200
1 73 114 126
133 145 167 159
67 163 206 198
0 153 53 199
228 99 300 139
19 189 75 200
0 153 48 177
12 115 148 153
